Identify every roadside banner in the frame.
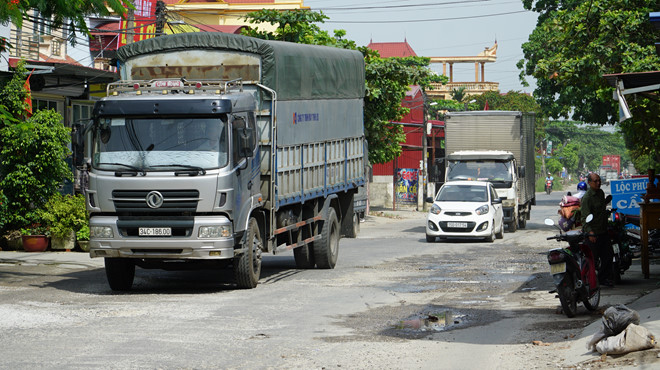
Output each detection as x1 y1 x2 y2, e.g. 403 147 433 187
610 178 648 216
396 168 418 205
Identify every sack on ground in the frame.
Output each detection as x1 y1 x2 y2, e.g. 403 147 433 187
587 304 640 350
595 323 656 355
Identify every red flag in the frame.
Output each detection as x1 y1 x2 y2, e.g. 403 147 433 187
484 100 489 111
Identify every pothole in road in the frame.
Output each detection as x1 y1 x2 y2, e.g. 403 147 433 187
394 309 467 333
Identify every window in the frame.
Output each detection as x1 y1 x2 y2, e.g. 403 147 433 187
51 40 61 56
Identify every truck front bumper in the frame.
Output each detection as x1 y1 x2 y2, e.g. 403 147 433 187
89 215 236 260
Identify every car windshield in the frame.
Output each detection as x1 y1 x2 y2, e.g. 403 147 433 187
436 184 488 202
92 116 228 171
446 161 512 182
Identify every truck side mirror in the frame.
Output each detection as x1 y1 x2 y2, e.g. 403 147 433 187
71 122 88 167
518 165 525 177
239 127 255 158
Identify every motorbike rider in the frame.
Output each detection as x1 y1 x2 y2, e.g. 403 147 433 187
575 181 588 199
580 173 614 287
545 172 554 190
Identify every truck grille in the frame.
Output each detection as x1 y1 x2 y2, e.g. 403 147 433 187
112 190 200 214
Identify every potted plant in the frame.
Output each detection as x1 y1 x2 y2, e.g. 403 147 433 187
20 221 50 252
76 224 90 252
42 193 87 251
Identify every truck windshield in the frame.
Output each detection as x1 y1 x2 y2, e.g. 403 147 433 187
92 116 228 171
446 161 512 182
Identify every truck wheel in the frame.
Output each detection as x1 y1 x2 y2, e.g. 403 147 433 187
234 217 262 289
507 220 517 233
294 235 315 269
518 216 527 229
315 207 339 269
345 213 360 238
105 258 135 291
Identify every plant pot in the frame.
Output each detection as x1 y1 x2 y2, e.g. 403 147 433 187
1 231 23 251
21 235 49 252
77 240 90 252
51 231 75 250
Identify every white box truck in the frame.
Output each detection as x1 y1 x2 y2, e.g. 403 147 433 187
444 111 536 232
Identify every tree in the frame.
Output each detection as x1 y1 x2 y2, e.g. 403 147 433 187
0 0 128 47
242 9 446 164
518 0 660 167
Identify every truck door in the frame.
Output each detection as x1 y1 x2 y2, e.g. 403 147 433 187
231 113 259 231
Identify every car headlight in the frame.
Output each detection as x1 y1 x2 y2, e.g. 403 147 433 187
90 226 114 238
475 205 489 215
199 225 232 238
429 204 442 215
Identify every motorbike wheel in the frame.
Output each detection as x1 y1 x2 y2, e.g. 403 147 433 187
558 275 578 318
583 288 600 311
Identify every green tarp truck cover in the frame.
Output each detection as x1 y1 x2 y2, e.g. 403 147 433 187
116 32 365 101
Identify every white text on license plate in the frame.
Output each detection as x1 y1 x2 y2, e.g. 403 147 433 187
139 227 172 236
612 243 620 254
550 262 566 274
447 222 468 228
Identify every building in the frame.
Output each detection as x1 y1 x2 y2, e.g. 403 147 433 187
366 40 444 209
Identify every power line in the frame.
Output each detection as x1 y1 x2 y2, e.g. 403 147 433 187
326 10 529 23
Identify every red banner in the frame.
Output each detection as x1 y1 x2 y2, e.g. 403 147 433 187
118 0 157 48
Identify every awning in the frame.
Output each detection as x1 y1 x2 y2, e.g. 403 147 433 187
603 71 660 122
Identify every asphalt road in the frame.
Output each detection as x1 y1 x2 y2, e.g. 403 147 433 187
0 187 659 369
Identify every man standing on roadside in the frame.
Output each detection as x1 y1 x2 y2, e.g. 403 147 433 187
580 173 614 287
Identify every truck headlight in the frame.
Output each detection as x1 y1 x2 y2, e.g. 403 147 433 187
475 205 489 215
199 225 232 238
90 226 114 238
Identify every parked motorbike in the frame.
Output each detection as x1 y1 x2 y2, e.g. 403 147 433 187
545 179 553 195
608 209 636 283
545 216 600 318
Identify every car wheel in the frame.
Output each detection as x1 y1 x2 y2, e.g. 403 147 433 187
495 220 504 239
486 223 495 242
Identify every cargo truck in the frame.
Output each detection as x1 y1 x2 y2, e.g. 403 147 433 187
443 111 536 232
75 33 366 290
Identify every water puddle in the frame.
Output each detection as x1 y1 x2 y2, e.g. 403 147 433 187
394 309 466 332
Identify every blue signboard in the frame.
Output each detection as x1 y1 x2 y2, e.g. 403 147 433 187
396 168 418 205
610 178 648 216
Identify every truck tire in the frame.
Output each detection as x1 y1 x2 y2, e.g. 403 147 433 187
294 242 315 269
345 212 360 238
314 207 339 269
105 258 135 291
234 217 262 289
507 220 517 233
518 216 527 229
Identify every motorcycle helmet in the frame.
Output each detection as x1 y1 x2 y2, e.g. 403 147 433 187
577 181 587 191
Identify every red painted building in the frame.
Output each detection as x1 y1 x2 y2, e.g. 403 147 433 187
366 41 445 184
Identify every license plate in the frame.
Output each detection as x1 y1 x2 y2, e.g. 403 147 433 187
612 243 620 254
139 227 171 236
447 222 468 228
550 262 566 275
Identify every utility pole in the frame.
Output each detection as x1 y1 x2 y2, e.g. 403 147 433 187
126 1 134 44
155 1 167 36
422 89 428 212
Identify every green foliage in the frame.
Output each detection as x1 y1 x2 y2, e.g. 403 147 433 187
450 86 468 103
0 0 129 46
472 91 541 113
0 61 29 121
76 224 90 241
0 109 72 229
241 9 444 164
519 1 660 166
0 190 7 231
543 120 628 176
41 193 87 239
535 175 564 192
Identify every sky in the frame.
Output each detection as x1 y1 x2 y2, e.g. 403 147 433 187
305 0 540 94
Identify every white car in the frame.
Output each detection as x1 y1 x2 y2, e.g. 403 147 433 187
425 181 504 242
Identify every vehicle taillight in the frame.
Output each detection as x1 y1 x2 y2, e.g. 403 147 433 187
548 251 563 263
614 212 621 222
